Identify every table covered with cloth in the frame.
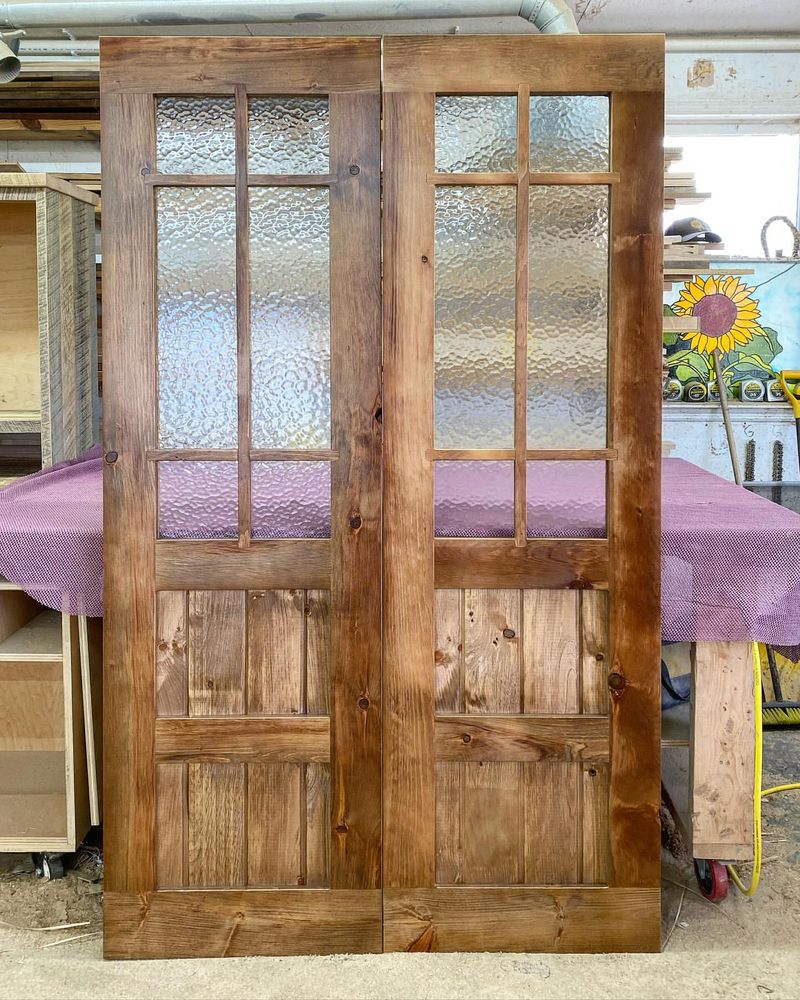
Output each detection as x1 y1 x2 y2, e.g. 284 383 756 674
1 450 799 644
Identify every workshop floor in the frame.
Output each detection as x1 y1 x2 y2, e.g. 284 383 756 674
0 731 798 1000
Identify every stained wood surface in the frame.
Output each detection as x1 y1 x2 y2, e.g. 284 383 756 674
434 539 608 589
155 592 187 717
382 35 664 93
155 762 186 889
155 717 330 763
248 762 301 886
434 716 608 764
101 90 157 893
690 642 755 860
187 762 246 888
104 889 383 958
523 590 579 714
155 540 330 591
464 590 520 714
383 887 660 953
187 592 246 717
247 590 305 715
580 591 609 715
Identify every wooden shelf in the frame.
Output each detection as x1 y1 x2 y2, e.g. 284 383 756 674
0 610 63 661
0 751 67 843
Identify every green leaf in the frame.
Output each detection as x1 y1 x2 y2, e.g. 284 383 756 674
741 327 779 364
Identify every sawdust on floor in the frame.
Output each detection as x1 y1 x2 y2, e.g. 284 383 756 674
0 733 797 1000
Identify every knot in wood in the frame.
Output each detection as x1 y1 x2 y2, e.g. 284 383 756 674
358 696 370 711
502 628 516 639
461 733 472 744
349 512 363 530
608 671 625 692
104 450 118 464
349 163 360 175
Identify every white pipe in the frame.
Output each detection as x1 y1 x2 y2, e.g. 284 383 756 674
667 36 800 53
19 37 99 53
1 0 578 31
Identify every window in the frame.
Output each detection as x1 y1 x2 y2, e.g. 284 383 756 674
664 134 800 257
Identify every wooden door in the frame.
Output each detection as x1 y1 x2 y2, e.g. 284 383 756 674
101 38 382 958
383 35 664 953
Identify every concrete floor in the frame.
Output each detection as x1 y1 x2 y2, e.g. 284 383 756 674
0 731 798 1000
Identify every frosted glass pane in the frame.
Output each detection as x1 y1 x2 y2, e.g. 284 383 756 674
435 187 515 449
435 96 516 173
252 463 331 539
250 188 330 449
249 98 329 174
435 462 514 538
527 186 608 449
156 97 236 174
526 462 606 538
530 96 609 172
159 462 237 539
157 188 237 449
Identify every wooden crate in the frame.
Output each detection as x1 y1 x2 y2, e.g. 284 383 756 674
0 579 101 851
0 173 99 482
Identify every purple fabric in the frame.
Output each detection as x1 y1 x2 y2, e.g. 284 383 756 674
2 451 800 643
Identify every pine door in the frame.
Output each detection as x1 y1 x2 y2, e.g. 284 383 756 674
383 35 664 952
101 38 382 958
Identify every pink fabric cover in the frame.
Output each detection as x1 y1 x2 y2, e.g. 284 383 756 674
1 452 800 643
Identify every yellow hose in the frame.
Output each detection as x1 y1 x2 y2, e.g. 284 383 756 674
726 642 800 896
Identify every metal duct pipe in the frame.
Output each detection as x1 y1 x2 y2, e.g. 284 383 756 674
0 32 21 81
0 0 578 32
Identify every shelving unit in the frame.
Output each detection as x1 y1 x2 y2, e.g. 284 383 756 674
0 578 101 854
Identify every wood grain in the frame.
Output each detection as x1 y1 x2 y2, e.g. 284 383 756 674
434 715 608 764
383 89 436 889
580 590 609 715
101 90 157 893
247 589 304 715
690 642 755 860
155 540 330 591
155 762 186 889
463 762 522 885
305 590 331 715
524 762 580 884
306 763 331 887
104 889 383 958
382 35 664 93
582 763 610 885
248 763 301 887
434 590 462 714
434 539 608 589
155 591 187 717
383 887 660 953
523 590 579 714
187 591 245 717
463 590 520 714
187 762 245 888
155 717 330 763
435 762 463 885
607 85 664 890
329 90 383 890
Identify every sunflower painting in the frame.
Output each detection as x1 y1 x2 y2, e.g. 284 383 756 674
674 275 761 354
663 268 786 394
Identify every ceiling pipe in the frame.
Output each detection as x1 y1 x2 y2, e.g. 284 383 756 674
0 0 578 32
0 30 21 81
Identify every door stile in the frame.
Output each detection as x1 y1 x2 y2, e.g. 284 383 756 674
234 84 252 550
382 89 436 890
514 85 530 548
102 90 158 896
329 90 383 890
607 89 664 890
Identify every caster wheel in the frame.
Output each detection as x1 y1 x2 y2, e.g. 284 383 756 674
32 853 66 881
694 858 729 901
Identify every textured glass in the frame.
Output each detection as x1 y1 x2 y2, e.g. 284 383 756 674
435 187 515 449
156 97 236 174
435 96 516 173
250 188 330 449
527 462 606 538
527 186 609 449
249 98 329 174
252 463 331 539
158 462 237 540
530 96 609 172
435 462 514 538
157 188 238 449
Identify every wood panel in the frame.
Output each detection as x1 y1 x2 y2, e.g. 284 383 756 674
607 87 664 890
524 762 580 885
582 764 610 884
462 762 522 885
155 717 330 763
383 887 661 953
104 890 383 959
0 201 39 413
306 590 331 715
155 762 186 889
187 591 245 717
434 590 462 713
580 590 609 715
306 763 331 887
155 591 187 717
187 762 245 888
523 590 579 714
248 763 302 887
463 590 520 714
247 590 304 715
155 540 330 592
434 716 608 764
434 538 608 589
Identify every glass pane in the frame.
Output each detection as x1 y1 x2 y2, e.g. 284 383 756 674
157 188 237 449
249 98 329 174
435 96 516 173
527 461 606 538
435 461 514 538
159 462 237 539
250 188 330 449
252 462 331 539
435 187 515 449
530 96 609 172
156 97 236 174
527 186 609 449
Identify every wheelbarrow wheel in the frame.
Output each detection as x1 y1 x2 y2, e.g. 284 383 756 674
694 858 729 901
